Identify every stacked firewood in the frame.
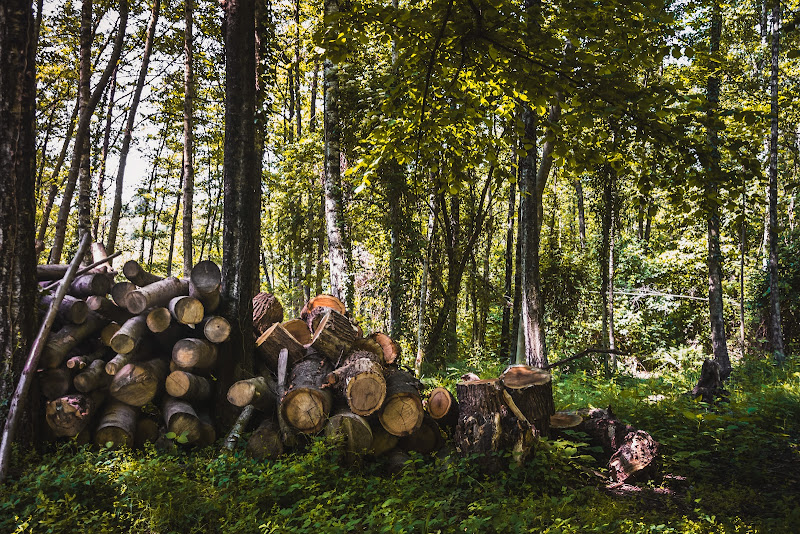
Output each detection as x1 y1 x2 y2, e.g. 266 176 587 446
37 253 233 448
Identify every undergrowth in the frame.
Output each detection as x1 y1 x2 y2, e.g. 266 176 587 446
1 356 798 533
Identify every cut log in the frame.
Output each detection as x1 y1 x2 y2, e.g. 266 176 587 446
255 322 305 371
309 310 358 362
227 375 277 411
426 387 458 430
105 337 153 375
379 368 424 437
37 264 69 281
325 407 373 462
282 319 311 345
162 396 201 444
252 292 284 336
576 407 635 457
40 294 88 325
146 307 172 333
454 378 535 463
41 312 108 368
201 315 231 343
326 350 386 417
95 401 138 448
350 337 384 361
126 277 189 315
134 417 161 448
38 367 72 400
609 430 660 483
368 422 399 456
46 394 97 437
246 418 283 459
109 358 168 407
189 260 221 313
301 294 347 331
499 365 555 436
224 404 255 451
111 281 136 309
168 296 204 325
165 371 211 402
67 273 113 299
100 322 121 347
89 242 115 274
110 314 149 354
399 413 443 454
281 355 333 434
172 338 218 370
152 322 195 353
87 295 133 324
74 358 113 392
67 346 108 370
122 260 163 286
370 332 400 365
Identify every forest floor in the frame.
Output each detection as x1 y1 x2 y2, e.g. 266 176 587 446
1 352 798 533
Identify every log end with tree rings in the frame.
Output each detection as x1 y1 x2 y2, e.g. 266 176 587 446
165 370 211 402
110 315 148 354
252 292 284 336
111 281 136 309
95 402 138 448
281 388 332 434
499 365 555 434
172 337 218 369
122 259 163 287
168 295 204 325
301 294 346 329
189 260 221 296
379 393 424 437
325 408 373 460
344 363 386 417
427 387 456 420
45 394 95 437
369 332 400 365
202 315 231 343
146 307 172 333
282 319 311 345
226 376 276 411
162 396 201 444
109 359 167 407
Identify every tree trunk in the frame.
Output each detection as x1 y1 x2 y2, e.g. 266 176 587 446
574 178 586 249
182 0 194 277
92 68 116 237
415 191 437 376
500 180 516 358
166 166 183 276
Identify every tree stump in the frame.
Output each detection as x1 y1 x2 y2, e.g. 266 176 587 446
499 365 554 436
281 354 333 434
379 368 424 437
326 350 386 417
691 358 725 403
252 292 284 336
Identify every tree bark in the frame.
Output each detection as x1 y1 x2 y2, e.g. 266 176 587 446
415 191 436 376
92 68 116 237
500 179 516 359
574 178 586 249
182 0 194 277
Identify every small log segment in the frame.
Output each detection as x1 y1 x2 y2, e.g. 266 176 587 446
110 314 149 354
301 294 346 331
246 418 283 459
325 407 373 462
109 358 168 407
146 307 172 333
74 358 113 392
100 323 121 346
172 338 218 370
122 260 163 286
86 295 133 324
281 354 333 434
105 337 152 375
46 394 97 437
309 310 359 362
126 277 189 315
379 368 424 437
201 315 231 343
169 296 204 325
252 292 284 336
609 430 660 483
282 319 311 345
111 281 136 309
368 422 399 456
370 332 400 365
165 370 212 402
326 350 386 417
162 396 201 444
399 413 443 455
454 378 534 462
39 294 88 324
499 365 555 436
426 387 458 431
67 273 113 299
189 260 221 313
37 264 69 281
38 367 72 400
95 401 138 448
227 375 277 411
224 404 255 451
275 348 298 447
255 322 305 371
41 312 108 368
67 346 108 370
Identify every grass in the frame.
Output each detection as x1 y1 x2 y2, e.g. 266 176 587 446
1 354 798 533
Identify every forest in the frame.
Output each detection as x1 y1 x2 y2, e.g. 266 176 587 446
0 0 799 531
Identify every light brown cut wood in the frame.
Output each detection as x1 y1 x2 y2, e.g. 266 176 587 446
122 259 163 286
189 261 221 312
326 350 386 417
282 319 311 345
370 332 401 365
349 337 384 361
165 370 211 402
549 412 583 429
87 295 133 324
46 394 97 437
255 322 305 371
74 358 113 392
40 294 88 324
168 295 204 325
301 294 347 331
41 312 108 368
109 358 168 407
162 396 201 444
309 310 359 362
67 273 113 299
38 367 72 400
246 418 283 459
90 242 115 274
399 413 443 454
146 307 172 333
379 368 424 437
126 277 189 314
201 315 231 343
111 281 136 309
172 338 218 370
110 314 149 354
325 407 373 462
67 346 108 370
426 387 458 431
227 375 277 411
281 355 333 434
252 292 284 336
95 401 138 448
100 322 121 346
499 365 555 435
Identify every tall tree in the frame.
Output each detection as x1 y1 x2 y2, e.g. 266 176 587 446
182 0 195 277
0 0 38 437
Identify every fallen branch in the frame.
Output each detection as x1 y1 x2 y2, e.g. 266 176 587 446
42 250 122 291
544 348 630 370
0 232 91 483
224 404 255 451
